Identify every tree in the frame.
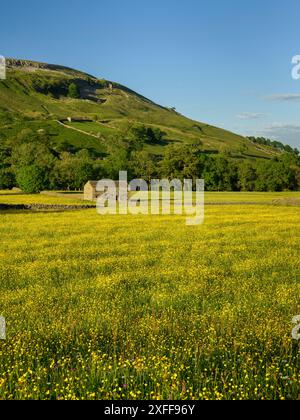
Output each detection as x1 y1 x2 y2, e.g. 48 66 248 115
56 141 79 154
0 144 15 189
102 133 143 179
130 150 157 181
247 136 300 157
254 160 286 192
68 83 80 99
73 150 95 189
159 143 202 181
238 162 257 191
10 142 56 190
202 155 238 191
103 147 131 180
11 142 55 169
0 168 15 189
16 165 46 193
51 150 94 190
129 124 166 145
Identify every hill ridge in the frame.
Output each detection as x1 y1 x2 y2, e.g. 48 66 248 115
0 58 281 159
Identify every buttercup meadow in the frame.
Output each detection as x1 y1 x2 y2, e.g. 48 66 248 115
0 193 299 400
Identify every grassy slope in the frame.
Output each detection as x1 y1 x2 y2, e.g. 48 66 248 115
0 59 280 159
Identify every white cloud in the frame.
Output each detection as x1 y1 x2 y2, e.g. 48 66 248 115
238 122 300 149
263 122 300 131
266 94 300 102
246 122 300 149
236 112 267 120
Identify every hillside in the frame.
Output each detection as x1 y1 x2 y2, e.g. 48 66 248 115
0 58 279 159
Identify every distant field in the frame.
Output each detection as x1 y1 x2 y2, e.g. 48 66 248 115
205 191 300 203
0 195 299 400
1 191 300 206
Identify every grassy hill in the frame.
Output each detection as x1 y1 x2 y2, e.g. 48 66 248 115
0 58 279 159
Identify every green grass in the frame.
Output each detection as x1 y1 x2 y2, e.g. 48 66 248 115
65 121 117 138
0 120 107 155
205 192 300 203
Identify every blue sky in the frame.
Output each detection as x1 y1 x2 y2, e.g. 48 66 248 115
1 0 300 148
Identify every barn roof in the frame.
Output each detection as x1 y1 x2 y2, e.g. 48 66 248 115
85 181 99 187
85 181 124 187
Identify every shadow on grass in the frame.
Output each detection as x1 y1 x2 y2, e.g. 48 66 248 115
0 193 27 196
0 202 95 214
0 208 93 215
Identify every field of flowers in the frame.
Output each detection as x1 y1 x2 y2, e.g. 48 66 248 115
0 194 299 400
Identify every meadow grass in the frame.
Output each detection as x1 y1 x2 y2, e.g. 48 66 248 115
2 191 299 207
0 196 299 400
205 191 300 203
0 192 89 206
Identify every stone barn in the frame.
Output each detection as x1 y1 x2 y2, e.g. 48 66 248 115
84 181 123 201
84 181 99 201
67 117 93 123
